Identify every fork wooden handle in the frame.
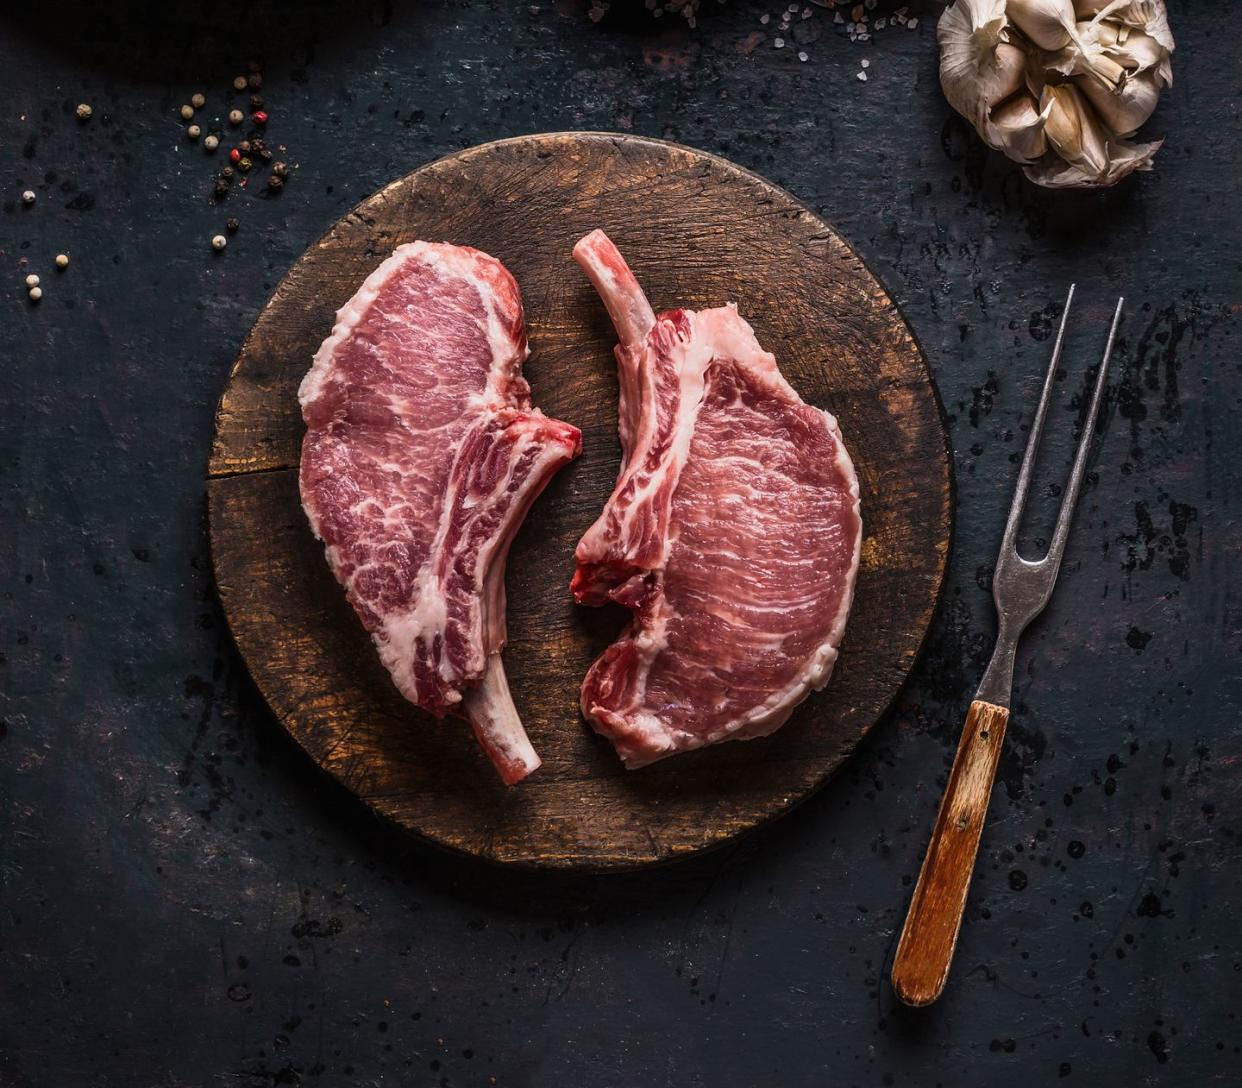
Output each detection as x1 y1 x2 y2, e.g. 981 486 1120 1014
891 699 1010 1007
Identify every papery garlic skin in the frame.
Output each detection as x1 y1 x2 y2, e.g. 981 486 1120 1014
1075 1 1174 52
938 0 1026 128
1025 136 1161 187
937 0 1173 189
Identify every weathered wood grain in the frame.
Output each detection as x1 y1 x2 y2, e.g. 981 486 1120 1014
207 132 951 869
891 699 1011 1007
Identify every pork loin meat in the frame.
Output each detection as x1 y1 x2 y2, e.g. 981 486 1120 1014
299 242 581 784
572 230 861 768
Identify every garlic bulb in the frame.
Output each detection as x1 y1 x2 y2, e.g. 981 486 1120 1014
937 0 1174 188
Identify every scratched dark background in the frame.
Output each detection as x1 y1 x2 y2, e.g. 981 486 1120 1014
1 1 1238 1085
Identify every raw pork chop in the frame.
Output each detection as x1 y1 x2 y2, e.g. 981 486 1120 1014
299 242 581 784
572 230 861 768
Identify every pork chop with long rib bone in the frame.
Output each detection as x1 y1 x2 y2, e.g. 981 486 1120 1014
299 241 581 784
571 230 862 768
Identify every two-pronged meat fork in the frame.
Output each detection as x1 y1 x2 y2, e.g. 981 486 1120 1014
890 287 1123 1007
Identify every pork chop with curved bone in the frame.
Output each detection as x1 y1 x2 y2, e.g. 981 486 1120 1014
299 242 581 784
572 230 861 768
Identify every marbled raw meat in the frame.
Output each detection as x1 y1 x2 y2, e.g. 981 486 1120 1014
299 242 581 783
572 230 861 767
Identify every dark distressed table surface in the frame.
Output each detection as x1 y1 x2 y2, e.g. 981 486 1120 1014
2 2 1238 1085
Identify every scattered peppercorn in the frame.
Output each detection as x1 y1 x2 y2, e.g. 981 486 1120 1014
272 161 288 177
191 92 206 109
221 166 235 179
229 148 241 164
204 134 219 151
187 124 201 140
253 110 269 126
239 140 252 153
28 286 42 302
21 190 35 205
237 156 253 172
257 147 273 163
249 73 263 90
213 179 230 200
247 60 262 74
180 104 194 120
228 109 244 126
55 254 69 270
249 94 264 109
226 218 239 233
233 75 247 91
25 274 40 288
76 103 93 121
267 174 284 192
211 234 227 251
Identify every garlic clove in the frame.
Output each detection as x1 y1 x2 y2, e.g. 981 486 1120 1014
1077 64 1164 135
1040 83 1110 177
1025 135 1162 188
1007 0 1078 51
987 92 1052 162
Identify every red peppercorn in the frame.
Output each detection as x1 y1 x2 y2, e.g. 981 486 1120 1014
229 148 241 164
252 110 268 125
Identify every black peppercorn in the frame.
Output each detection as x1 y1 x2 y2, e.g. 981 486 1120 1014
258 147 273 162
213 179 231 199
267 174 284 192
239 140 251 154
250 94 264 110
272 161 288 178
221 166 235 179
226 217 240 233
248 73 263 89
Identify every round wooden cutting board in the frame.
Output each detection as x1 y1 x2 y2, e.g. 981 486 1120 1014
208 132 951 870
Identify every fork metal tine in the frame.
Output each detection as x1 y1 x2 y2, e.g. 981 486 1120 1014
1042 296 1123 573
999 284 1076 560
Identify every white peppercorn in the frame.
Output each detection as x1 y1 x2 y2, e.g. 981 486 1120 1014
211 234 227 251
